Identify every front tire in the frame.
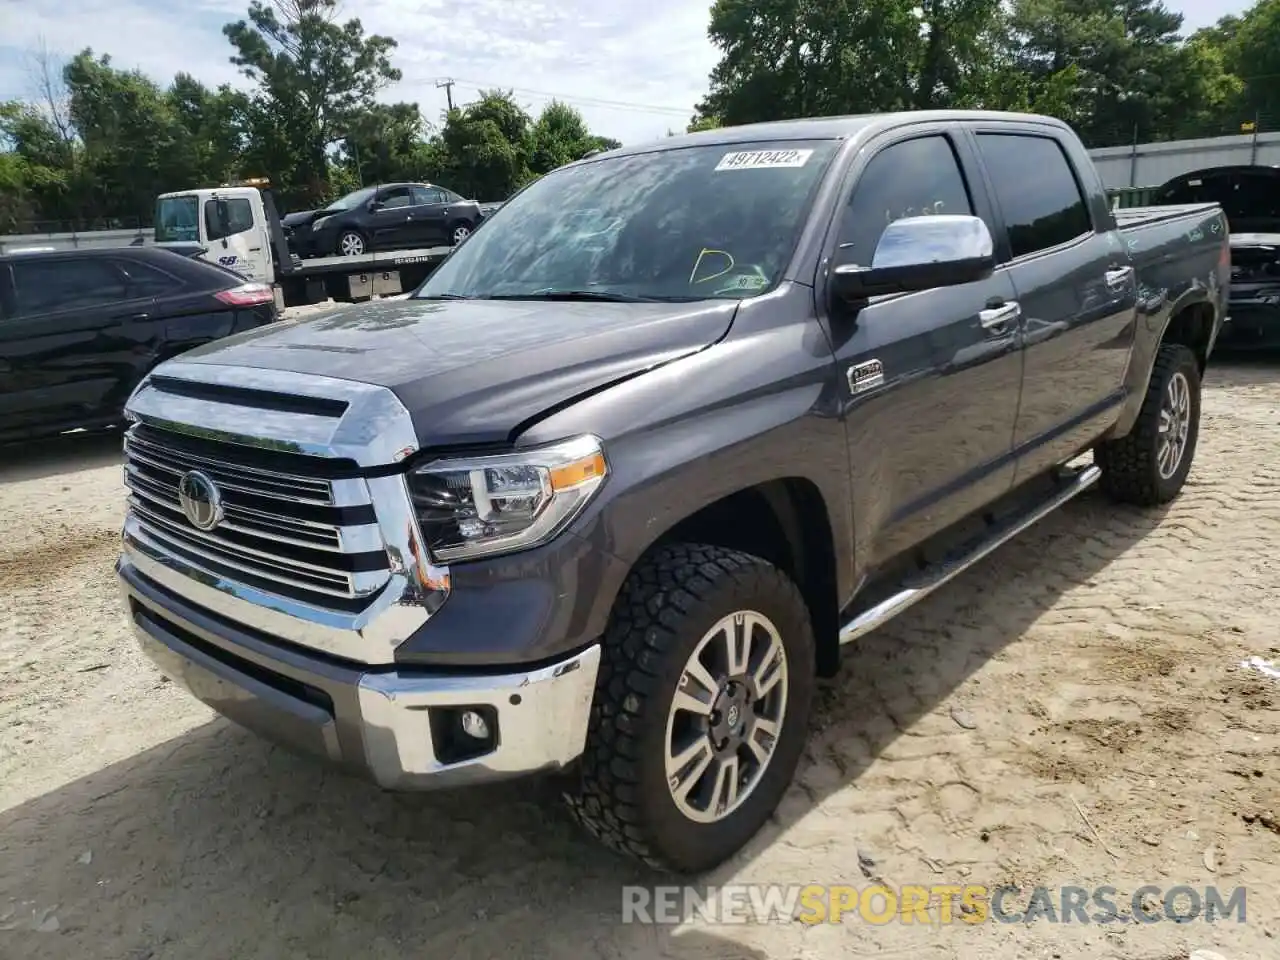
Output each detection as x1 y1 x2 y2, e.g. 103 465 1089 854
563 543 815 874
1096 342 1201 506
337 230 367 257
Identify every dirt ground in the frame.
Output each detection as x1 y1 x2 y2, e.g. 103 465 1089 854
1 358 1277 960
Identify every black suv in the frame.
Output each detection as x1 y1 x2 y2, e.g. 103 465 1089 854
0 245 278 444
281 183 486 258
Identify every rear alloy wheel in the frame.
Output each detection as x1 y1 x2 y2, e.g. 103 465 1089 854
451 223 472 245
338 230 366 256
563 543 815 874
1096 342 1201 506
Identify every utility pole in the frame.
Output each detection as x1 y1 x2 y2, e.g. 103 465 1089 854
436 78 455 112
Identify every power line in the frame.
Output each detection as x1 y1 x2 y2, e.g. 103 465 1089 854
407 76 692 117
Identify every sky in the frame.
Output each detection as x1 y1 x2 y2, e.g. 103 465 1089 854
0 0 1255 147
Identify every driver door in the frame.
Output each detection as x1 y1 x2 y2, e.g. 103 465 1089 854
822 128 1024 567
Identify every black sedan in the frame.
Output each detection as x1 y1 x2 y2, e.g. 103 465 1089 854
0 245 279 444
281 182 486 258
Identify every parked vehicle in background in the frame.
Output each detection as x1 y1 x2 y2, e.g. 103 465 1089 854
152 181 456 308
1151 164 1280 349
0 246 277 444
116 110 1227 875
280 182 487 258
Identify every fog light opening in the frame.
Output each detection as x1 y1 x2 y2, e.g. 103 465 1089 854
429 704 499 765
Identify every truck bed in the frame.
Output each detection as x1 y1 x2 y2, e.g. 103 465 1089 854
288 245 454 277
1113 202 1221 229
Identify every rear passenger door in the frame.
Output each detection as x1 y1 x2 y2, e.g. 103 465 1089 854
966 127 1138 483
822 127 1024 567
406 186 450 245
0 255 147 424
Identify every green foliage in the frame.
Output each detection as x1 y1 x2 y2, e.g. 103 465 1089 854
4 0 1279 233
695 0 1272 148
0 4 624 231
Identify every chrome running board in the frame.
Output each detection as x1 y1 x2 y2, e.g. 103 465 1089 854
838 464 1101 645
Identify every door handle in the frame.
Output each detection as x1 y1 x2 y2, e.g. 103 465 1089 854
248 246 262 252
1105 266 1134 291
978 300 1021 332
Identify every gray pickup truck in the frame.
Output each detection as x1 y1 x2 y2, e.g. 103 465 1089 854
116 109 1228 875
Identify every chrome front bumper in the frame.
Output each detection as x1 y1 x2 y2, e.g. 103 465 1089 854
120 557 601 789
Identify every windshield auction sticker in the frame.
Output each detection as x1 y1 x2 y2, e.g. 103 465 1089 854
715 149 813 171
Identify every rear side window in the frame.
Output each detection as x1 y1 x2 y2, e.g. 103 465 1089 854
412 186 446 205
975 134 1092 258
10 258 128 316
205 198 255 240
839 135 974 266
118 258 184 297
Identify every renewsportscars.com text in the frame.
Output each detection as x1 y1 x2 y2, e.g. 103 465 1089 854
621 883 1247 926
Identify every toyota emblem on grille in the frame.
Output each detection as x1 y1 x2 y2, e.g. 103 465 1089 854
177 470 224 531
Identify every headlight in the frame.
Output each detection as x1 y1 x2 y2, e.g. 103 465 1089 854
311 215 333 230
408 435 608 562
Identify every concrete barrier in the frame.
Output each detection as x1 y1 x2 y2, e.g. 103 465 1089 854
0 228 151 254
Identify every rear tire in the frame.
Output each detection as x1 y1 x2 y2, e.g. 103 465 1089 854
1096 342 1201 506
562 543 815 874
450 221 473 245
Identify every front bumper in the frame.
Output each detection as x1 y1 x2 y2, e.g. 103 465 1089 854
119 556 601 789
1217 287 1280 349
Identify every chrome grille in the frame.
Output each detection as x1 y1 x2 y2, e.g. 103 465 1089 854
123 427 390 605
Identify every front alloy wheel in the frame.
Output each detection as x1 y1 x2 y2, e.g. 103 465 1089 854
563 543 815 874
338 231 366 256
665 611 788 824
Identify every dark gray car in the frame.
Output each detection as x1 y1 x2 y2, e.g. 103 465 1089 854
281 182 484 258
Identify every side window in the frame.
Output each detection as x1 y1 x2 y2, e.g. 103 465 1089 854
204 198 255 241
975 134 1092 258
838 135 974 266
412 186 446 205
11 258 128 317
118 259 183 298
379 187 413 209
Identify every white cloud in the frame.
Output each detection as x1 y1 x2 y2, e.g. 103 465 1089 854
0 0 1254 148
0 0 715 144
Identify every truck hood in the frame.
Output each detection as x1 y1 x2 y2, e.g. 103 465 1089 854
281 209 322 228
173 296 738 447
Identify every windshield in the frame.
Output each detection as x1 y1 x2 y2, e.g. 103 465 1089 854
154 195 199 242
323 186 378 213
1154 170 1280 232
414 139 840 302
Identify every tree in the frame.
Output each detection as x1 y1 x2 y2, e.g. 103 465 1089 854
222 0 401 205
1222 0 1280 124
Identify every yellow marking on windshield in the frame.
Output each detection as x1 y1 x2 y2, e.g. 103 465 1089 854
690 248 736 284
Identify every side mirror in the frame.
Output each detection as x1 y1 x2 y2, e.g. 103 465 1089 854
832 214 995 301
367 199 383 212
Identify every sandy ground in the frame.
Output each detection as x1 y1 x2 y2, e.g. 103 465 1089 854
1 358 1278 960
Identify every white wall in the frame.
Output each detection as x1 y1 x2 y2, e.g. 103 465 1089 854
1089 132 1280 189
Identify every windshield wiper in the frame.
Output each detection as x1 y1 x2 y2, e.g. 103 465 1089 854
414 292 474 300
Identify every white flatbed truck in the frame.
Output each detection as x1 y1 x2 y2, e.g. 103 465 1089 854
150 179 456 309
